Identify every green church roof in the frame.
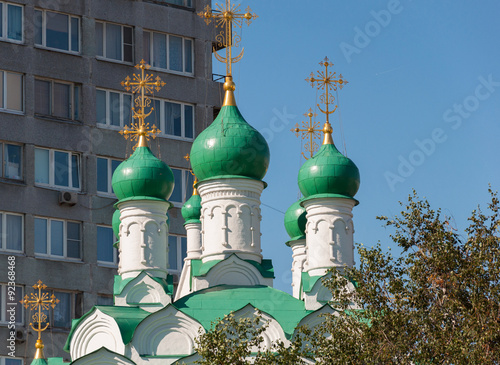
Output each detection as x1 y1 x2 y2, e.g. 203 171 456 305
111 146 175 202
284 199 307 244
181 194 202 224
173 285 312 339
190 105 270 182
298 143 360 200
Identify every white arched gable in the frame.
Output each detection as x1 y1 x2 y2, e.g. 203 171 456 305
71 347 136 365
296 304 337 333
70 309 126 361
114 272 171 312
233 304 289 351
204 255 264 286
131 304 203 357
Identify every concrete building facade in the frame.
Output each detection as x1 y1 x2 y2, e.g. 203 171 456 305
0 0 221 363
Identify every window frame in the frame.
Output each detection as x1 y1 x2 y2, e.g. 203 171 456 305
95 88 132 129
96 156 122 196
170 167 194 207
143 30 194 76
46 289 81 330
0 70 24 114
0 141 23 181
34 78 80 121
96 225 118 266
0 211 23 253
34 147 81 190
168 234 187 279
0 284 24 324
144 97 195 140
95 21 134 63
34 9 80 54
0 2 23 43
34 217 82 260
0 357 23 365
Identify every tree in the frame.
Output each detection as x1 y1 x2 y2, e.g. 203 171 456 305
318 189 500 364
194 189 500 364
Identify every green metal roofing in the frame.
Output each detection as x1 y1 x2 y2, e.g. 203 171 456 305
191 255 274 279
111 146 175 202
64 306 150 352
173 285 313 338
47 358 65 365
284 199 307 243
298 143 360 199
190 105 270 182
181 194 202 224
301 271 324 294
30 360 48 365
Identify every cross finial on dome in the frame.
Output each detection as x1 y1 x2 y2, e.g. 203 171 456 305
291 108 322 160
120 60 165 149
20 280 60 360
306 57 348 145
199 0 257 106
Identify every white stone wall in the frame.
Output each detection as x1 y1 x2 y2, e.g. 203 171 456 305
303 198 355 277
290 239 306 299
117 200 170 279
198 179 264 263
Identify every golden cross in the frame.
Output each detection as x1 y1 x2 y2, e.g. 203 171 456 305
119 60 165 149
291 108 321 160
20 280 59 359
199 0 257 76
183 153 198 196
306 57 348 124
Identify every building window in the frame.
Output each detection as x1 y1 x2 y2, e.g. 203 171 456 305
95 22 133 63
144 98 194 140
0 284 23 324
143 31 193 75
97 157 121 195
0 357 23 365
97 295 113 306
0 2 22 42
168 235 186 277
34 148 80 190
34 10 79 53
97 226 117 265
0 212 22 252
170 168 194 205
0 142 22 180
158 0 192 7
35 79 80 120
0 70 23 113
96 89 132 128
34 217 81 259
46 290 81 329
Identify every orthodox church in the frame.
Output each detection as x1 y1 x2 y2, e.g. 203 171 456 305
29 2 360 364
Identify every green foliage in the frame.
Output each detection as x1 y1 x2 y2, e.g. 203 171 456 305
319 188 500 364
194 189 500 364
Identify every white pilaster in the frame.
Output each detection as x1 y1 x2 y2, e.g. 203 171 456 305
117 200 170 279
289 239 306 299
198 178 264 263
185 222 202 259
303 198 355 277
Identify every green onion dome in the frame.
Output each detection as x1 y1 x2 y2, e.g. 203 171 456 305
181 194 202 225
111 146 175 202
112 209 121 237
284 200 307 244
298 141 360 200
189 105 270 182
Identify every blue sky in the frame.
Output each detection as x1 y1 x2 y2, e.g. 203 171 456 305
210 0 500 293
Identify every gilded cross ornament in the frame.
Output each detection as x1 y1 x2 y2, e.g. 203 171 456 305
20 280 59 360
291 108 321 160
198 0 257 77
184 153 198 195
306 57 348 124
119 59 165 149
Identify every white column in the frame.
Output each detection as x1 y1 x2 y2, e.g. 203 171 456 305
117 200 170 279
303 198 355 277
290 239 306 299
198 178 264 263
185 222 202 259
